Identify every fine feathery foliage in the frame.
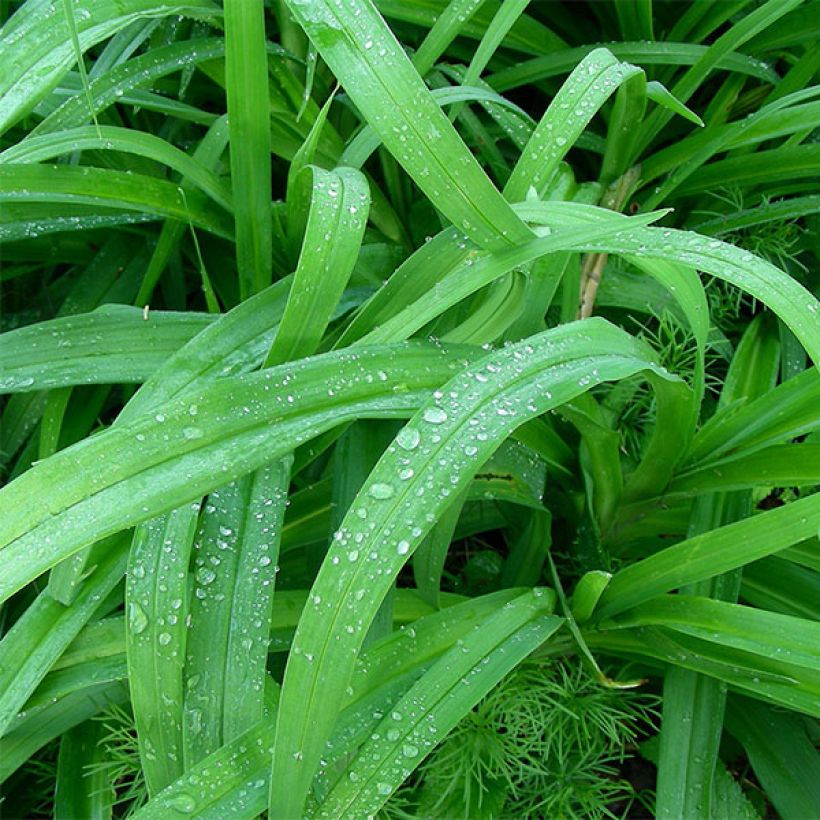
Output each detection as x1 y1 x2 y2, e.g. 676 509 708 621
0 0 819 818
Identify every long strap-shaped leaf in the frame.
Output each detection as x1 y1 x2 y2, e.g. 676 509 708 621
514 201 820 365
30 38 226 136
284 0 532 250
0 306 214 395
225 0 272 298
267 166 370 364
0 126 233 211
0 344 475 603
269 319 681 817
0 164 233 238
128 588 535 818
594 492 820 620
504 48 641 201
182 461 291 767
126 505 200 794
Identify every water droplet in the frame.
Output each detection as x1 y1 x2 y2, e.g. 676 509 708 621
396 427 420 450
128 602 148 634
376 782 392 796
423 407 448 424
368 482 395 500
182 427 203 440
196 567 216 586
158 632 172 646
166 792 197 813
396 539 410 555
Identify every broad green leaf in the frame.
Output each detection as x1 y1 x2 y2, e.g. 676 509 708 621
355 211 666 345
0 125 233 211
0 343 476 603
132 589 521 818
504 48 642 202
267 166 369 365
0 165 233 239
54 720 114 819
514 201 820 365
183 460 291 766
604 595 820 676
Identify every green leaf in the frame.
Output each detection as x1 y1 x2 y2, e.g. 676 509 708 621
0 534 129 736
0 125 233 211
0 164 233 239
267 166 369 365
0 306 213 394
127 506 199 794
0 343 475 603
595 493 820 620
224 0 272 297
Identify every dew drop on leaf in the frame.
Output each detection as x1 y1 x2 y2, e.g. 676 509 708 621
166 792 197 813
368 482 395 500
128 602 148 635
422 406 448 424
396 427 420 450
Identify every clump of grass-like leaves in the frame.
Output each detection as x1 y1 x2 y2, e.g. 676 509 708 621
0 0 818 818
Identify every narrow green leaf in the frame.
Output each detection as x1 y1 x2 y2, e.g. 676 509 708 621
0 534 128 736
224 0 272 297
726 697 820 820
127 505 200 794
595 493 820 620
